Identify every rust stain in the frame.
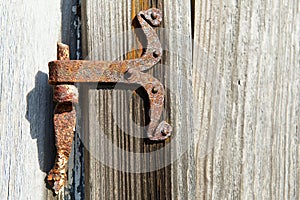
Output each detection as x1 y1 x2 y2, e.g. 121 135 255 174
47 43 78 194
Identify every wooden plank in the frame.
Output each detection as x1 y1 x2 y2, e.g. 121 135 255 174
81 0 195 199
193 0 300 199
0 1 61 199
0 1 85 199
161 1 196 199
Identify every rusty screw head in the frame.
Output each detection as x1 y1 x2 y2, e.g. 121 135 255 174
153 51 160 58
152 87 158 94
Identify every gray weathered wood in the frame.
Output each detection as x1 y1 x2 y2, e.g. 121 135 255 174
0 1 61 199
193 0 300 199
81 0 195 199
0 1 84 199
2 0 297 198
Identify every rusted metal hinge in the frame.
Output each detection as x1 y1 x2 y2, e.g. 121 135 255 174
47 8 172 194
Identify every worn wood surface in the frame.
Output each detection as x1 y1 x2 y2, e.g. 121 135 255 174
0 0 84 199
0 1 61 199
1 0 298 199
193 0 300 199
81 0 195 199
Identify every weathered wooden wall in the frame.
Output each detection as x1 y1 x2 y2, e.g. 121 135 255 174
1 0 299 199
0 0 83 199
81 0 194 199
0 1 61 199
193 0 300 199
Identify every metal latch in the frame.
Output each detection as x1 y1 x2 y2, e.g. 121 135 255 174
47 8 172 193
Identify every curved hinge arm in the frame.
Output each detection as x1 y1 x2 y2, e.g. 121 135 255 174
125 68 172 140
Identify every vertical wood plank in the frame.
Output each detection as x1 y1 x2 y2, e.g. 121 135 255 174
81 0 195 199
0 0 62 199
162 1 196 199
193 0 300 199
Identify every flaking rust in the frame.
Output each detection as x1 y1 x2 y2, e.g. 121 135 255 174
47 8 172 194
47 43 78 194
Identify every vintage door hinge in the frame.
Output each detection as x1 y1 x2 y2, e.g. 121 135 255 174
47 8 172 193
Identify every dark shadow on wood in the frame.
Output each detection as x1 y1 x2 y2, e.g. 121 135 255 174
61 0 79 60
132 16 148 56
135 86 151 127
191 0 195 39
26 71 55 173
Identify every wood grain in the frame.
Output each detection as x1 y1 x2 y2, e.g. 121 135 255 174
81 0 195 199
2 0 297 199
0 1 61 199
0 0 84 199
193 0 300 199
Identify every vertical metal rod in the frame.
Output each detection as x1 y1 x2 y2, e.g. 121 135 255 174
47 43 78 194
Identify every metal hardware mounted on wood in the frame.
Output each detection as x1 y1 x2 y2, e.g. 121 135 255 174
47 8 172 194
